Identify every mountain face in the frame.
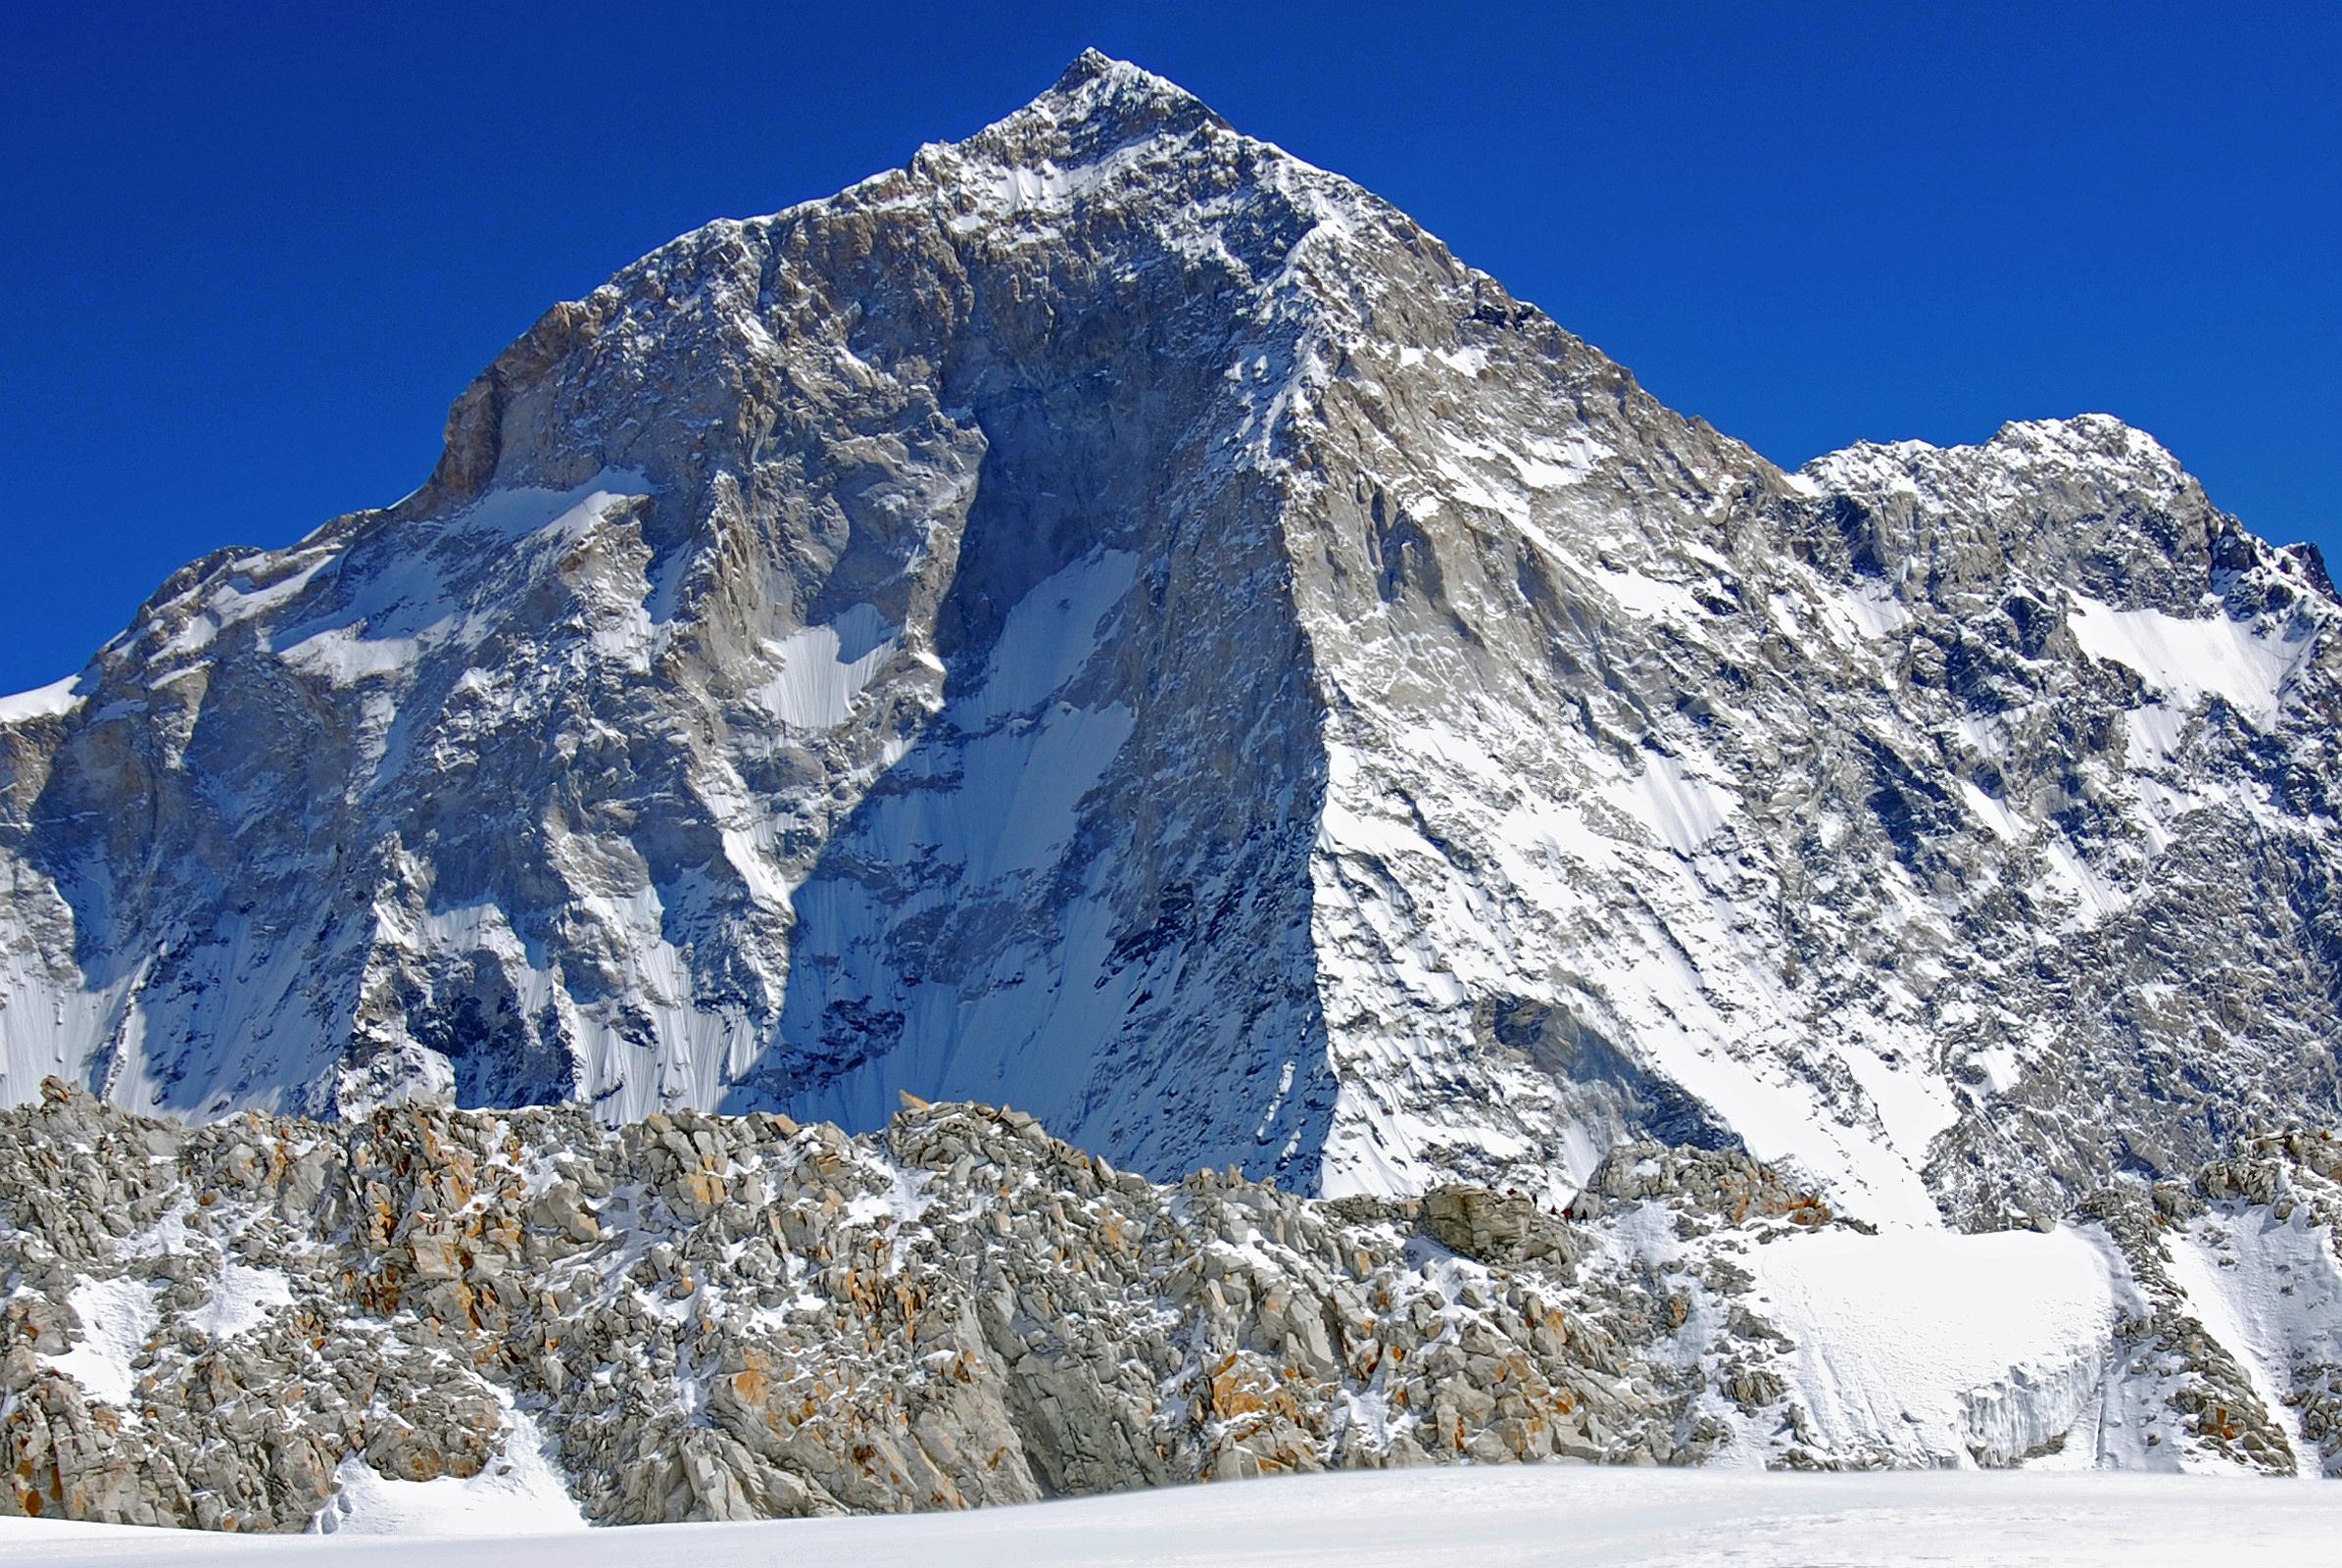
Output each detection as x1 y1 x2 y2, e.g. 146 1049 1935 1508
1 52 2337 1227
6 1084 2339 1532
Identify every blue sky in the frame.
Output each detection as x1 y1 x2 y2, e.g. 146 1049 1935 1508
4 2 2335 695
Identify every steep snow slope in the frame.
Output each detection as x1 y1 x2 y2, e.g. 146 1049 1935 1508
1741 1225 2122 1466
1 53 2338 1227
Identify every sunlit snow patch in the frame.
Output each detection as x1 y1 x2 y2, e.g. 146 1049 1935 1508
2161 1210 2342 1475
42 1275 161 1406
1819 580 1912 642
184 1263 295 1342
274 472 652 686
2068 596 2309 725
1751 1225 2122 1466
0 674 84 725
1598 752 1737 854
315 1400 584 1536
14 1466 2342 1564
1591 565 1707 623
756 604 899 729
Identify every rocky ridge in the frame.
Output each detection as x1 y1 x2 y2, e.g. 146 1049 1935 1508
6 1085 2341 1532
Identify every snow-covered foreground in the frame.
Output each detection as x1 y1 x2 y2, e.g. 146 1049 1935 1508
4 1468 2337 1567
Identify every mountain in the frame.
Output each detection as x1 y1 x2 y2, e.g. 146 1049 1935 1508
6 56 2342 1530
2 51 2338 1230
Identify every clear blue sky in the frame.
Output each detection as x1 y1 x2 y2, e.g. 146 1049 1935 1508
5 2 2335 695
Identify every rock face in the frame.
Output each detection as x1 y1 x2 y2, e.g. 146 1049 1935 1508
0 1081 1710 1530
6 1083 2340 1532
1 53 2339 1229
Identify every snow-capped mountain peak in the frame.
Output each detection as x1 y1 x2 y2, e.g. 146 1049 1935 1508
2 55 2338 1235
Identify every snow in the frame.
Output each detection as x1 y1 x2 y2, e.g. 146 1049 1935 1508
6 1468 2342 1565
755 605 898 729
2162 1209 2342 1475
2036 833 2131 925
1957 778 2029 843
1597 751 1736 855
977 137 1174 218
280 629 427 685
773 544 1151 1137
1589 564 1707 623
42 1274 162 1406
964 550 1137 720
184 1263 295 1341
1829 1031 1963 1156
1750 1224 2122 1466
2122 701 2194 768
1801 418 2187 512
274 473 652 688
1433 772 1955 1225
312 1401 585 1537
0 674 83 725
2067 595 2308 725
1820 580 1913 642
1800 441 1929 499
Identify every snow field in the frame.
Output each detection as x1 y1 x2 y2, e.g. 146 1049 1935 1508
1747 1224 2122 1465
5 1467 2340 1566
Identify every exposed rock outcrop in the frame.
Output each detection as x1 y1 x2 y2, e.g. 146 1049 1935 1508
0 1083 1708 1529
8 1083 2340 1531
